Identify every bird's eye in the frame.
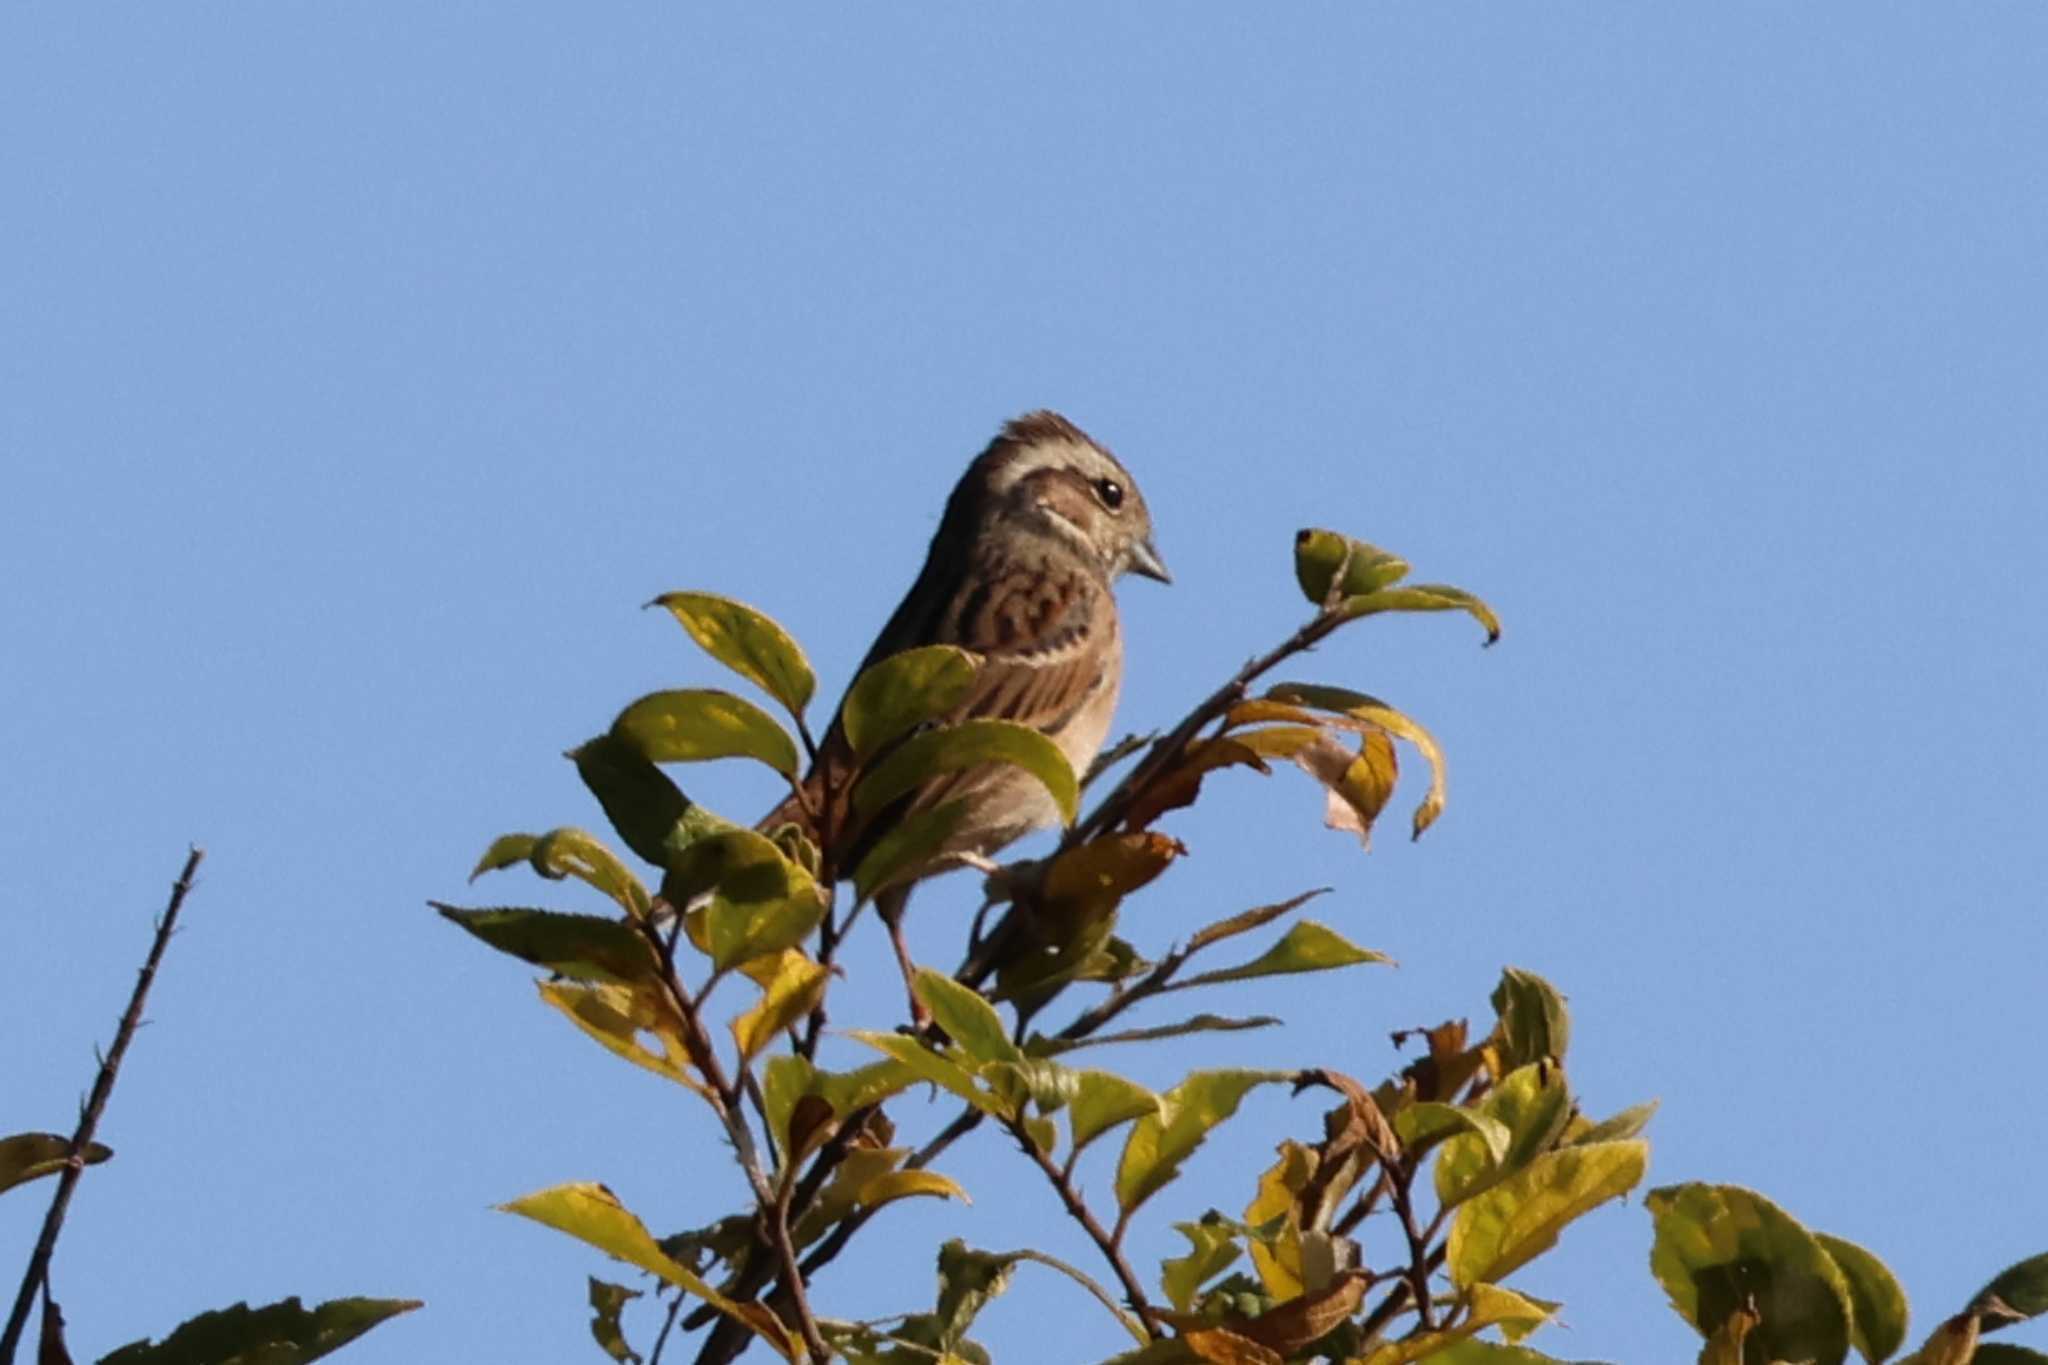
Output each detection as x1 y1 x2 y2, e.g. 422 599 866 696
1093 477 1125 510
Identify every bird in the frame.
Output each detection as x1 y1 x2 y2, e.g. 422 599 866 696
760 409 1169 1010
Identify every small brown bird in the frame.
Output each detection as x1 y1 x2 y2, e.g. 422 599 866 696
762 410 1169 997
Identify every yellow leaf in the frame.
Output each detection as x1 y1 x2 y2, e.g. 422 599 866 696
729 953 829 1061
1448 1141 1647 1288
537 981 708 1098
501 1183 797 1360
649 591 816 719
1266 683 1449 840
1243 1141 1317 1300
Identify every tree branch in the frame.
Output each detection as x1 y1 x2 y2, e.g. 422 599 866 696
1 847 204 1365
1007 1120 1159 1340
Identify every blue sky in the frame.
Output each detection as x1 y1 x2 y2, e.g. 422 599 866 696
4 5 2044 1363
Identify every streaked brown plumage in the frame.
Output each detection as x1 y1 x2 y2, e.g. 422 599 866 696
762 410 1168 998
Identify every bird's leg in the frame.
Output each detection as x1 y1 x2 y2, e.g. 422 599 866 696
874 884 929 1030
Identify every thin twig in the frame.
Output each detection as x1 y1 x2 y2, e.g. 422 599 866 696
638 920 830 1363
1 847 204 1365
1382 1160 1438 1333
692 1106 986 1365
999 1249 1149 1347
647 1290 685 1365
1008 1120 1159 1340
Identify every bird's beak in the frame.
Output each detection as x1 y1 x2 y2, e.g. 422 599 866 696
1128 536 1172 584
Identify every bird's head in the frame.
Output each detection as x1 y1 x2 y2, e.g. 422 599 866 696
964 409 1170 584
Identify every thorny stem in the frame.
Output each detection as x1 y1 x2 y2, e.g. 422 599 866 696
1008 1121 1160 1340
1 847 204 1365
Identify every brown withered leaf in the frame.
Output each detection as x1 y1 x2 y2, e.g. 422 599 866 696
1235 1271 1371 1357
1392 1019 1487 1104
1289 731 1398 849
1179 1325 1284 1365
1122 738 1269 832
1187 890 1329 955
1044 833 1184 917
786 1094 837 1163
1699 1302 1760 1365
1293 1069 1399 1227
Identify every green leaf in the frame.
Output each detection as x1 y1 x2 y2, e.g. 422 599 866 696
1447 1139 1646 1288
764 1056 920 1164
569 733 696 869
588 1277 642 1365
469 827 651 917
842 645 982 759
1171 921 1389 992
853 719 1079 826
1116 1070 1289 1216
1264 682 1451 839
1069 1071 1164 1156
1294 528 1411 605
650 591 815 719
848 1031 1009 1119
913 969 1023 1066
1975 1348 2048 1365
853 799 973 902
612 688 800 780
434 904 656 985
1490 967 1572 1068
1571 1099 1658 1145
1161 1217 1244 1313
501 1183 795 1358
1436 1063 1572 1208
666 828 826 972
1972 1250 2048 1322
536 828 652 917
470 832 539 879
932 1240 1022 1353
1815 1232 1909 1365
0 1133 112 1196
1392 1103 1510 1167
1645 1182 1856 1365
96 1297 422 1365
1336 582 1502 645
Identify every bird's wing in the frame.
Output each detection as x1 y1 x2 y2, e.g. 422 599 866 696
772 544 1116 880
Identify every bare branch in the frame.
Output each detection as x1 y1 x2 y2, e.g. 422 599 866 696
1 847 205 1365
